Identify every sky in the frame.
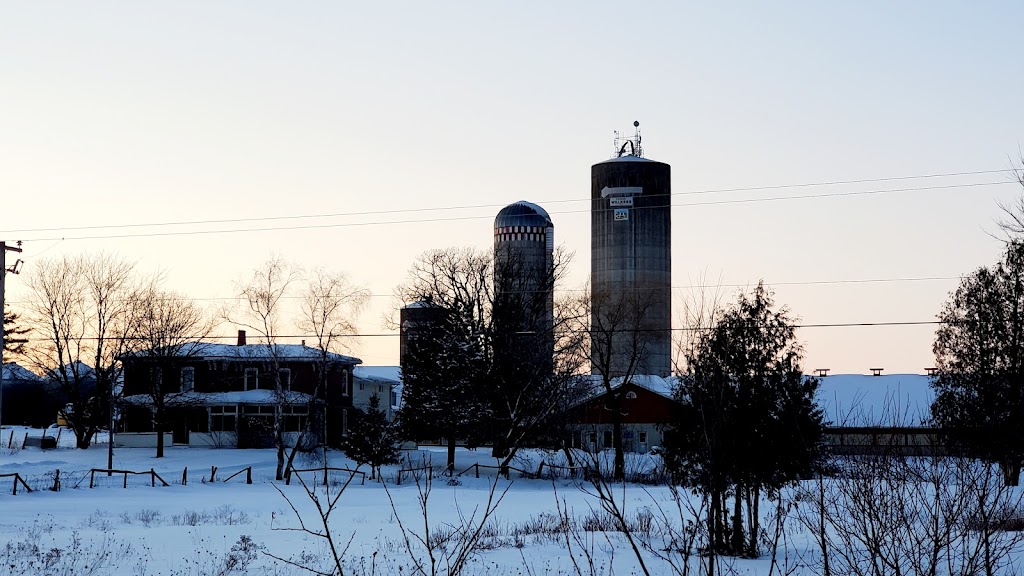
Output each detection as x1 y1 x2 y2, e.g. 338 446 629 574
2 2 1023 373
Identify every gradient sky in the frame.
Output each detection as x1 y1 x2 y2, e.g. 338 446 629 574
2 2 1023 372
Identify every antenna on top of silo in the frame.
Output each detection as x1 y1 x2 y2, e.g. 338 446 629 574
613 120 643 158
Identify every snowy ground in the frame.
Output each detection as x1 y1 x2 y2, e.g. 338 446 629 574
1 425 1018 575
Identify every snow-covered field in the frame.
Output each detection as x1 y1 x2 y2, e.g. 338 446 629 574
2 425 1022 575
0 426 746 575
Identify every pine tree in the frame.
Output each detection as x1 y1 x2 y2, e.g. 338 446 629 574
340 394 401 480
933 240 1024 485
3 304 29 355
665 282 823 557
399 312 491 472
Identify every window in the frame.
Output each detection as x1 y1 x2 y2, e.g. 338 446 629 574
359 380 364 391
210 405 237 432
283 405 308 432
588 432 598 446
244 368 258 390
625 391 637 399
279 368 291 391
341 370 350 397
603 430 613 449
639 431 648 444
181 367 195 392
341 409 349 436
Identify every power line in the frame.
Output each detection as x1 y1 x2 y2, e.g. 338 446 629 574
18 320 944 342
6 166 1015 239
4 168 1013 235
8 180 1014 242
1 275 965 306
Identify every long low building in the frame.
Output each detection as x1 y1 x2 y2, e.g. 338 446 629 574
570 373 939 455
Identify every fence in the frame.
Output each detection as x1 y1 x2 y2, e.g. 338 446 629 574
452 460 591 481
0 472 33 495
87 468 170 489
286 465 366 486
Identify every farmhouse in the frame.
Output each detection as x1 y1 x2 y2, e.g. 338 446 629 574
118 331 361 449
352 365 400 421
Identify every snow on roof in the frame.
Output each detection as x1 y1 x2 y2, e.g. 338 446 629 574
579 374 678 402
815 374 934 427
1 362 41 382
46 361 96 380
122 389 317 407
354 366 401 383
574 372 935 428
129 343 362 365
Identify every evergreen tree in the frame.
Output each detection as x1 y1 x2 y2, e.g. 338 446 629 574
340 393 401 480
3 304 29 355
665 282 823 557
932 240 1024 485
399 311 490 472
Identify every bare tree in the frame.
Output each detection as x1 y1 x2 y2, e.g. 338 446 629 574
568 284 661 480
994 154 1024 241
23 253 137 448
227 255 302 480
125 278 213 457
489 247 588 472
290 268 369 470
396 248 492 472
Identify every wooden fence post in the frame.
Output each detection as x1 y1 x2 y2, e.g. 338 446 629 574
536 461 545 478
22 432 28 449
51 469 61 492
56 428 62 447
182 467 188 486
11 475 17 495
475 463 480 478
7 429 12 448
90 469 95 489
397 470 402 485
210 466 216 482
123 471 128 488
246 467 252 485
150 468 156 488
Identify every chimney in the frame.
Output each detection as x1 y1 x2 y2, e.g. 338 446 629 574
237 329 246 346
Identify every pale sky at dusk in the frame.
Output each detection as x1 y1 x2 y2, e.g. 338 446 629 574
2 2 1023 372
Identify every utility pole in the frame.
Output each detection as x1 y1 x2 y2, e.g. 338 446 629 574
0 241 24 466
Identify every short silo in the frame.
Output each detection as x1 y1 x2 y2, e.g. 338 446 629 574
399 301 445 366
591 130 672 377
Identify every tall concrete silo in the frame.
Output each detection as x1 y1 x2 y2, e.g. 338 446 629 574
493 201 554 341
591 124 671 377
